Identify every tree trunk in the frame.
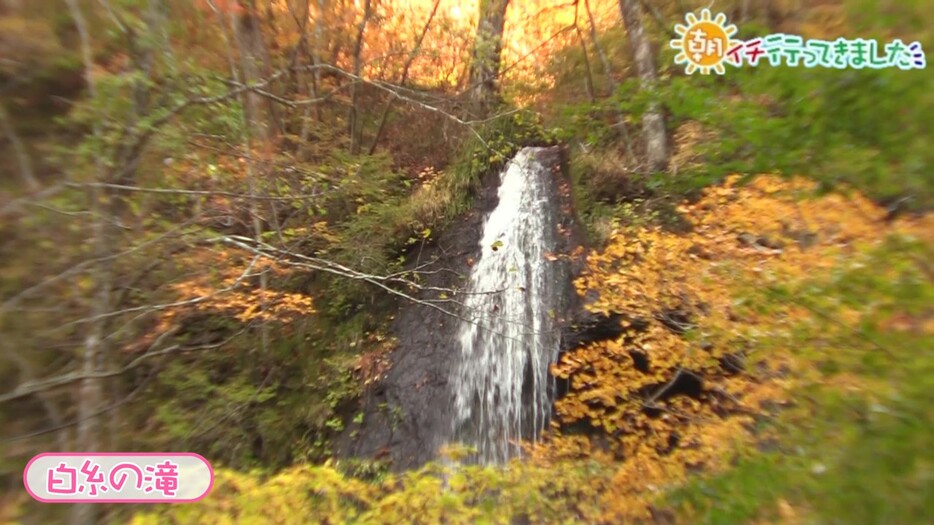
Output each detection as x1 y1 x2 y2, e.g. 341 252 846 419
619 0 668 172
230 1 271 355
583 0 635 161
368 0 440 154
235 0 275 143
573 1 596 104
64 1 108 523
467 0 509 116
348 0 372 154
297 0 326 159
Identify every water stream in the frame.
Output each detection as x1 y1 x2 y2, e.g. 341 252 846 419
450 147 566 464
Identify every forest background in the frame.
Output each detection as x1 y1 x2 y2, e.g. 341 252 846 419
0 0 930 523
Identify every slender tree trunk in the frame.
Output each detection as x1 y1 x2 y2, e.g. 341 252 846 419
636 0 677 39
151 0 177 74
313 0 325 120
298 0 325 159
348 0 372 154
584 0 634 160
619 0 668 172
229 1 271 354
467 0 509 116
368 0 440 154
573 1 596 104
64 1 109 523
235 0 275 143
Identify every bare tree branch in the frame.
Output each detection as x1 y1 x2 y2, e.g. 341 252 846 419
0 366 160 444
43 255 261 331
0 329 245 405
71 182 325 201
0 183 65 218
368 0 442 154
216 235 568 338
0 215 203 315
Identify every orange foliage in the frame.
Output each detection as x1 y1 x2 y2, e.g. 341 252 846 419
164 247 316 328
541 174 932 522
192 0 618 97
352 0 618 90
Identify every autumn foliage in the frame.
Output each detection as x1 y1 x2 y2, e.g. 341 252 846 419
126 174 932 524
2 0 931 522
543 174 931 521
166 248 315 326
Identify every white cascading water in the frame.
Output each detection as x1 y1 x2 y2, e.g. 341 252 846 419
451 147 564 464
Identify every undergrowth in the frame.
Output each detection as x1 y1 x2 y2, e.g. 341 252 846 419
120 175 932 525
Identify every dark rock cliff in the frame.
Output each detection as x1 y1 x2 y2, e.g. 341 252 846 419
336 146 606 470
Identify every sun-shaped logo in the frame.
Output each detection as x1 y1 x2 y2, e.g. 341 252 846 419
670 9 742 74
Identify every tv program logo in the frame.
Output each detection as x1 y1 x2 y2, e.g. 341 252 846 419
671 8 926 74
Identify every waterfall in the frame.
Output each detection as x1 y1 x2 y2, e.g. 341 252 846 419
451 147 566 464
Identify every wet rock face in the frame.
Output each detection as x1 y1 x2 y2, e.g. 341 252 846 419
337 146 586 470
